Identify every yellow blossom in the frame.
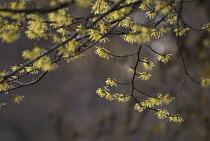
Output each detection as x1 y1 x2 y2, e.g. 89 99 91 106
95 46 111 59
201 78 210 88
145 11 156 19
33 56 58 72
155 1 172 15
91 0 109 15
96 87 107 97
157 54 171 63
0 82 13 92
22 45 46 60
0 31 20 43
141 99 155 108
169 115 184 123
134 103 146 112
106 78 117 87
166 12 178 24
105 92 116 101
201 23 210 32
12 94 25 104
142 58 154 70
156 109 169 119
116 94 130 102
127 67 135 73
138 72 152 80
163 93 174 105
174 27 190 36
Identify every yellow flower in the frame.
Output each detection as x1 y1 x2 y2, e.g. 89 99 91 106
116 94 130 102
169 115 184 123
174 27 190 36
127 67 135 73
22 45 46 60
119 17 133 28
12 94 25 104
202 23 210 32
91 0 109 14
33 56 58 72
134 103 146 112
156 109 169 119
138 72 152 81
141 100 155 108
0 82 13 92
157 54 171 63
155 1 171 15
163 93 174 105
145 11 156 19
105 92 116 101
166 12 178 24
106 78 117 87
95 46 111 59
96 87 106 97
0 31 21 43
142 58 154 70
201 78 210 88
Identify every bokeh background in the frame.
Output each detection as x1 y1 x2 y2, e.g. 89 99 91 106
0 0 210 141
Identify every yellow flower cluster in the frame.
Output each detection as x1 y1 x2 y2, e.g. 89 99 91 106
0 71 11 92
139 0 153 10
106 7 131 21
11 64 26 74
134 103 145 112
157 54 171 64
48 8 73 27
25 66 39 74
0 81 13 93
138 72 152 81
134 93 182 122
134 93 174 111
106 78 117 87
145 11 156 19
202 23 210 32
97 78 130 102
33 56 58 72
127 67 135 73
201 78 210 88
91 0 109 15
169 115 184 123
142 58 155 70
9 0 26 10
174 27 190 36
155 1 171 15
0 70 8 79
12 94 25 104
25 14 48 39
96 86 130 102
95 46 111 59
65 39 80 53
22 45 46 60
0 32 21 43
166 12 178 24
89 29 108 43
118 17 133 28
151 26 170 39
156 109 169 119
